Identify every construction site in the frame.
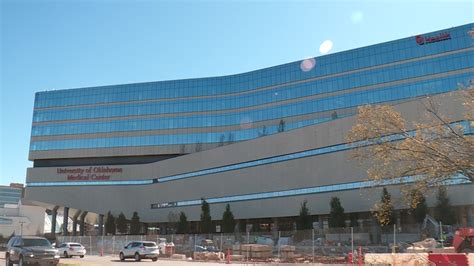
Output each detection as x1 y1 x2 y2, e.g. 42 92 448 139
51 221 473 265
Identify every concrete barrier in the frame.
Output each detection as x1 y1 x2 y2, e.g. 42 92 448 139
365 252 473 266
429 253 468 266
468 253 474 266
365 253 429 265
170 253 187 260
229 254 244 261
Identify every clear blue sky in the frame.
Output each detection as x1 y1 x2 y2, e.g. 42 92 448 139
1 0 472 185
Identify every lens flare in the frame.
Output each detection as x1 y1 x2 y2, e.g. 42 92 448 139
300 58 316 72
319 40 333 55
351 11 364 24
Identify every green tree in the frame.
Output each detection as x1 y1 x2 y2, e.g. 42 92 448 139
222 204 236 233
116 212 128 234
373 188 394 226
434 186 456 225
329 197 346 228
105 211 116 235
130 211 141 235
409 189 428 224
349 213 359 228
200 199 212 233
177 212 189 234
297 200 313 230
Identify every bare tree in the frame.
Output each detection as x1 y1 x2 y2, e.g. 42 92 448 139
347 87 473 206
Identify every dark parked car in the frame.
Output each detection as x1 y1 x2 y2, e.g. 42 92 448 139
5 236 60 266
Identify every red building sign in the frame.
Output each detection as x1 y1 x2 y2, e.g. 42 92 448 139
415 32 451 45
56 167 123 181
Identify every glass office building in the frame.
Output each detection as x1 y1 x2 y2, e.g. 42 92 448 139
0 186 22 207
30 24 472 157
25 24 473 228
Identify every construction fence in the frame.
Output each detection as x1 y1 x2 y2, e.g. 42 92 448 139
56 226 424 262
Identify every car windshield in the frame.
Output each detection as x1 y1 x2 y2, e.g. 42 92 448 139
23 239 52 247
70 244 82 247
142 242 156 247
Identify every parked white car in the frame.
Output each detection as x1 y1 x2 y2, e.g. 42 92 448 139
57 242 86 258
119 241 159 262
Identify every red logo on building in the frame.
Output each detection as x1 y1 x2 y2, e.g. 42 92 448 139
415 35 425 45
415 32 451 45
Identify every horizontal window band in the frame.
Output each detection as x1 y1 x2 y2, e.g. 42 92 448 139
32 50 474 124
30 71 473 138
26 121 473 187
34 42 473 110
30 108 359 141
151 176 471 209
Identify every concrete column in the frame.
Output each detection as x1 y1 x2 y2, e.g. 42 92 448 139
466 206 474 227
51 206 59 236
272 218 278 240
370 217 381 244
63 207 69 236
79 212 88 236
318 215 324 230
144 223 149 235
234 220 240 240
396 210 401 229
72 211 81 236
98 214 104 236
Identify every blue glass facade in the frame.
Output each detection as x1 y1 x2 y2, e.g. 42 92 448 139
0 187 22 207
30 24 473 152
151 176 470 209
26 120 474 187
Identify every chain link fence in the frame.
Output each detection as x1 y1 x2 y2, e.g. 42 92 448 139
56 226 419 262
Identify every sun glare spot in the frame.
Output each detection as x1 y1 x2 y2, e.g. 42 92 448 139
319 40 333 54
351 11 364 24
300 58 316 72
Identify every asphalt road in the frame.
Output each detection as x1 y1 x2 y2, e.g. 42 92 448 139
60 255 193 265
1 254 233 266
0 252 318 265
59 255 287 265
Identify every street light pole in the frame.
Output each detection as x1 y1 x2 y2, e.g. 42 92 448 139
19 221 26 236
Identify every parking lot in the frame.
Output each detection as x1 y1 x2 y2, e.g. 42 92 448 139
0 253 327 265
1 254 222 266
60 255 199 266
